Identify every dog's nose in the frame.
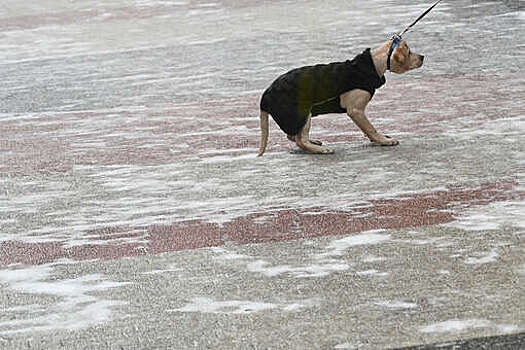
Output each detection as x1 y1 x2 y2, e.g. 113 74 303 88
420 55 425 62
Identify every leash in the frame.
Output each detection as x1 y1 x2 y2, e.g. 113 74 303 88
399 0 443 37
387 0 443 71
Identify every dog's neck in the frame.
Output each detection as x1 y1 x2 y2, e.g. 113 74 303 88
371 40 393 78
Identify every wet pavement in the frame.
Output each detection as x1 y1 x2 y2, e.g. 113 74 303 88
1 0 524 349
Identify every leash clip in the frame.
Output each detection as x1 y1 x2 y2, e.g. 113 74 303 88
390 33 402 42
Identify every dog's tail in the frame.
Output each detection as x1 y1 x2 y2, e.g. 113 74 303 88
257 110 269 156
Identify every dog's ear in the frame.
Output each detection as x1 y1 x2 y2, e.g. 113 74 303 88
393 41 408 65
393 48 406 65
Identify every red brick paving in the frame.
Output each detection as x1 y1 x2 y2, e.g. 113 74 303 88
1 181 522 267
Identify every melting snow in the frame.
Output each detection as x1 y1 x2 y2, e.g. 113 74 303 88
0 263 128 334
420 319 521 334
171 297 318 314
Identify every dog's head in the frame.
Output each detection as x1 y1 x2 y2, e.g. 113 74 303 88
389 40 424 73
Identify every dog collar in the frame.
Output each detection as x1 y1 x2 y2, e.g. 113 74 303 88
387 35 401 71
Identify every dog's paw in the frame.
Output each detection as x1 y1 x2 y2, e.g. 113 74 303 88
319 146 335 154
291 146 334 154
370 135 399 146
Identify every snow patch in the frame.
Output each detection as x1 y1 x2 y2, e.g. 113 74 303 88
210 247 251 261
362 255 385 263
247 260 349 278
316 231 391 260
356 269 389 277
374 300 418 309
0 263 128 334
212 231 390 279
445 201 525 231
171 297 317 314
420 319 521 334
464 249 499 265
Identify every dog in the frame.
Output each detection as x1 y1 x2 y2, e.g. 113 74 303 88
257 39 424 156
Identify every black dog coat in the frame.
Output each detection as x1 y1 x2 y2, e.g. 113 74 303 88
260 48 386 136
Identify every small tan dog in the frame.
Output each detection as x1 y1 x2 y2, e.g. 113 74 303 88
257 39 424 156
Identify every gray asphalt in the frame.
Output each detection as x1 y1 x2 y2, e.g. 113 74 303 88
1 0 524 349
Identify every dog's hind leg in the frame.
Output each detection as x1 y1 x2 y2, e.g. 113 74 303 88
295 114 334 154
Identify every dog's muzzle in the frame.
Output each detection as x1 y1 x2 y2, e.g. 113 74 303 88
418 55 424 67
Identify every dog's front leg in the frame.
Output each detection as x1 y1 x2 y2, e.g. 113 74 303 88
341 90 398 146
347 108 399 146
